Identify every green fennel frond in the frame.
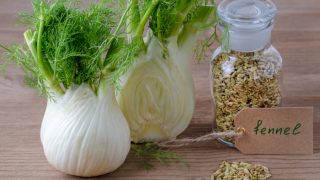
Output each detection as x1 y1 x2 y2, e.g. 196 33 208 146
131 142 187 170
1 0 135 98
2 0 223 96
1 45 49 97
104 37 143 91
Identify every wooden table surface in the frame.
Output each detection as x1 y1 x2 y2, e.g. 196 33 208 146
0 0 319 179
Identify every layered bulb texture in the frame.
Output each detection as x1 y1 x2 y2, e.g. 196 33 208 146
41 83 131 177
118 36 196 142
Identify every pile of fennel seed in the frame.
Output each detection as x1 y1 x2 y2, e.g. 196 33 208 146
211 161 272 180
211 50 282 139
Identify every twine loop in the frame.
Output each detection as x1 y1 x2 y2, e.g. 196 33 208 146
156 127 245 148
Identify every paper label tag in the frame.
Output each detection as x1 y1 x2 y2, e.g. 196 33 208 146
235 107 313 155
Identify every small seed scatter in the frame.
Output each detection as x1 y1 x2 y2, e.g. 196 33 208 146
211 161 272 180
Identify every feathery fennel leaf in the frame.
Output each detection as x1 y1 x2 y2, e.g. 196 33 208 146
1 45 49 96
131 143 187 170
1 0 139 98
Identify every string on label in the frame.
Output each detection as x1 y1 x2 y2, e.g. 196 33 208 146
157 127 245 148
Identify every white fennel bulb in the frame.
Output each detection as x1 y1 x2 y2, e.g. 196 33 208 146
41 83 131 177
116 1 216 143
118 36 196 142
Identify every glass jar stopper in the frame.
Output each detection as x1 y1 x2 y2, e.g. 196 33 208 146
218 0 277 52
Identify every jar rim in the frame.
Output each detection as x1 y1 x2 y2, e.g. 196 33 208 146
218 0 277 31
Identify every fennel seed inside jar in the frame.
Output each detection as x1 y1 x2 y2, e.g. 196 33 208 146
211 0 282 144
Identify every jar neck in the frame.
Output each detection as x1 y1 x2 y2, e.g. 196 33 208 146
221 23 273 53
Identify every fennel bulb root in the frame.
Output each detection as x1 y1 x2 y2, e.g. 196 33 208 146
41 84 131 177
119 36 196 142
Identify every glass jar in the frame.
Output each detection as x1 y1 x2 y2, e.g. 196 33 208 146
211 0 282 145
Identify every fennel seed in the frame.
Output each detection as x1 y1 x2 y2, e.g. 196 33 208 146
211 50 281 142
211 161 272 180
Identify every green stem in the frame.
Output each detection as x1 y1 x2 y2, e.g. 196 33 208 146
102 3 132 66
24 30 37 60
177 5 216 46
169 0 196 37
177 24 197 47
135 0 159 38
127 0 140 39
37 2 64 95
114 3 132 37
0 44 11 52
107 3 132 45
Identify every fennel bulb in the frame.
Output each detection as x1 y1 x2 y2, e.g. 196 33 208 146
41 84 130 177
1 0 140 177
119 36 196 142
118 0 218 142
